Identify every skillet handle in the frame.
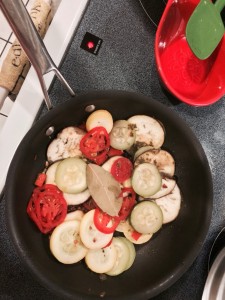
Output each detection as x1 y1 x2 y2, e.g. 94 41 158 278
0 0 75 110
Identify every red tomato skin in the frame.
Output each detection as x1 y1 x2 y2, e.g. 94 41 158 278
118 187 136 220
34 173 46 187
93 208 120 234
80 126 110 165
111 157 133 183
27 184 67 234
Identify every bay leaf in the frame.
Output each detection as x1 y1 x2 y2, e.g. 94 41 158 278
86 164 122 216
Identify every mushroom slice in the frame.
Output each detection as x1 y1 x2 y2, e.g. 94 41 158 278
47 126 85 162
127 115 165 149
134 149 175 177
155 184 182 224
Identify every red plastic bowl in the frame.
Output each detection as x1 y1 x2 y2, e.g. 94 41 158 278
155 0 225 106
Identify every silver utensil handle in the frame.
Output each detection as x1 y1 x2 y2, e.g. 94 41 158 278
0 0 54 73
0 0 75 110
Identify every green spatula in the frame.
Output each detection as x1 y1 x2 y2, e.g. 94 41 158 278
186 0 225 60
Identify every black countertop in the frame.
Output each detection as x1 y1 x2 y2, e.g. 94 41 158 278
1 0 225 299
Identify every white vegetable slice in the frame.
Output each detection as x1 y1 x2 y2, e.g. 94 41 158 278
86 110 113 133
45 161 60 185
128 115 165 149
139 177 176 200
109 120 136 150
130 201 163 234
80 210 113 249
106 237 130 276
134 149 175 177
55 157 87 194
64 210 84 222
155 184 182 224
63 189 90 205
122 220 153 244
50 220 87 264
47 126 85 162
132 163 162 197
133 145 155 161
122 238 136 270
85 244 117 273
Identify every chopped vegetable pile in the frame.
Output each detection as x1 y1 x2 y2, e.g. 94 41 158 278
27 109 182 275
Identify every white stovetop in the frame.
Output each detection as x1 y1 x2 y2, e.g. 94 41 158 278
0 0 89 196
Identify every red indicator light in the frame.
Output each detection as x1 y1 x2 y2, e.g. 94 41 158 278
87 41 95 49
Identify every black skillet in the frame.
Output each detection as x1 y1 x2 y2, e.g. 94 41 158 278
3 0 213 299
5 90 213 299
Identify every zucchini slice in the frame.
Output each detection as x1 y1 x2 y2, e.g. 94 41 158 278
50 220 87 264
55 157 87 194
130 201 163 234
86 109 113 133
109 120 136 150
132 163 162 197
139 176 176 200
134 149 175 177
85 244 117 274
123 220 153 244
63 189 90 205
80 210 113 249
106 237 130 276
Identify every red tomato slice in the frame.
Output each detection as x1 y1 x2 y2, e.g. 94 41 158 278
107 147 123 157
93 208 120 234
27 184 67 234
111 157 133 182
118 187 136 220
80 127 110 165
34 173 46 187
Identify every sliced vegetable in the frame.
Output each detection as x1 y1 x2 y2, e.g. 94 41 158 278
86 164 122 217
50 220 87 264
94 208 120 234
118 187 136 220
34 173 46 187
128 115 165 149
155 184 181 224
122 238 136 270
130 201 163 234
134 149 175 177
45 161 60 185
109 120 136 150
47 126 85 162
80 126 110 165
63 189 90 205
55 157 87 194
149 177 176 199
80 210 114 249
64 210 84 222
122 220 153 244
106 237 130 276
132 163 162 197
133 145 155 161
85 244 117 273
27 184 67 234
107 147 123 157
86 110 113 133
111 157 133 183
